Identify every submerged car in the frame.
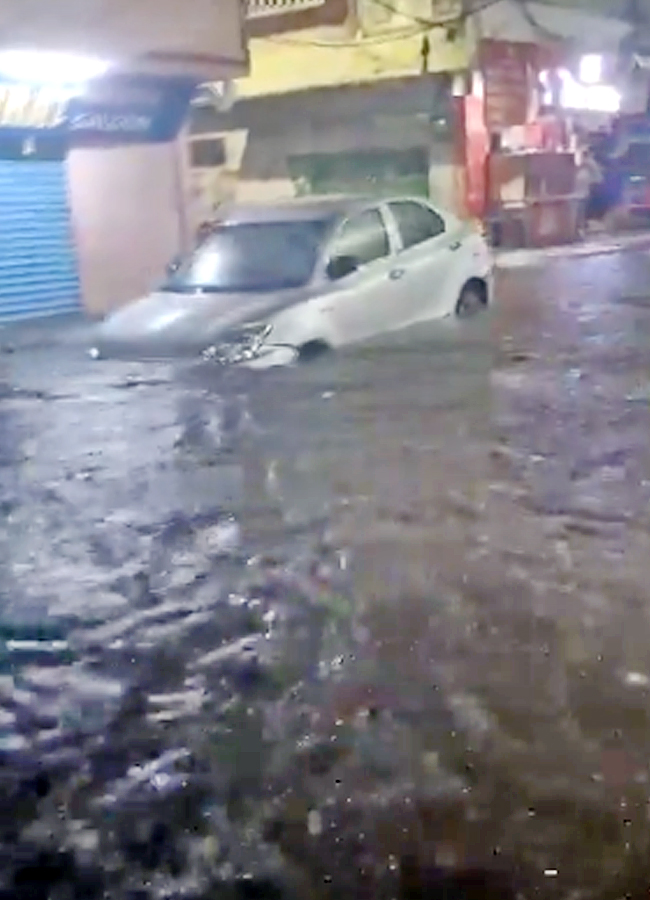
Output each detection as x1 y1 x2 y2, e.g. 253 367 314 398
91 195 493 366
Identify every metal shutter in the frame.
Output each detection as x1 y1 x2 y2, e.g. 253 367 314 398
0 160 80 323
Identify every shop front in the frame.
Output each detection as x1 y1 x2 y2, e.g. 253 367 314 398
459 38 626 247
0 126 77 322
0 73 197 323
0 0 249 323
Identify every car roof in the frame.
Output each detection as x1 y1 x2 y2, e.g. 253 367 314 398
217 194 377 225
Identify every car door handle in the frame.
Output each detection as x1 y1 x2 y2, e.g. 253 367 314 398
389 268 405 280
449 241 462 251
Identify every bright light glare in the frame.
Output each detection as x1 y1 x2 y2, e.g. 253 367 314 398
579 53 602 84
577 83 619 112
540 68 620 112
0 50 109 85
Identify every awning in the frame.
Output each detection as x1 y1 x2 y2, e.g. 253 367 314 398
472 1 631 54
0 0 247 80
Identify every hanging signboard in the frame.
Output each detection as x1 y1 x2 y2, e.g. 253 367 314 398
479 39 534 131
0 84 66 129
0 74 197 143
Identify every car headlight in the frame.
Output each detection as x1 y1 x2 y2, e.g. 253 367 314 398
239 322 272 351
203 323 272 362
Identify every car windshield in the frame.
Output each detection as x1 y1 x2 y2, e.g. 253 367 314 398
163 219 329 293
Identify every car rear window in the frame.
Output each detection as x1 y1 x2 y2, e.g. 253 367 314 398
389 200 445 249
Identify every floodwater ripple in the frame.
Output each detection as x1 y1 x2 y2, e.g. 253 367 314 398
2 252 650 897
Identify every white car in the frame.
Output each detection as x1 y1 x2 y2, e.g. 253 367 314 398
92 195 493 366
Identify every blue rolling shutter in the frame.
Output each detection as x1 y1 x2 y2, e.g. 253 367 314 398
0 160 80 323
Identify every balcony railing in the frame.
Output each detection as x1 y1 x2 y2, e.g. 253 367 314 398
246 0 326 18
244 0 348 36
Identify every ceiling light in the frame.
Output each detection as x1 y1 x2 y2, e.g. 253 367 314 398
0 50 109 85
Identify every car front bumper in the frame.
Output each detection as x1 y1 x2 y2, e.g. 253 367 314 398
237 344 298 368
91 334 299 368
202 341 298 368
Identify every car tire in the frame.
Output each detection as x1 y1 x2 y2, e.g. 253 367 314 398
455 280 487 319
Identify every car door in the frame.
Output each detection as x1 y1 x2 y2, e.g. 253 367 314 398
318 205 403 346
384 199 459 323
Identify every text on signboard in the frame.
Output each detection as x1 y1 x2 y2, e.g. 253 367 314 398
68 112 153 133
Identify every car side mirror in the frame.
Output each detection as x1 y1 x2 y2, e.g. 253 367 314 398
326 254 359 281
166 256 181 277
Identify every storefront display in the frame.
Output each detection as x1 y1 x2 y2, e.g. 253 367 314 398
469 38 589 247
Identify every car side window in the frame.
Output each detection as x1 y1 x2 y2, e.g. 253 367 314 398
389 200 445 250
328 208 390 269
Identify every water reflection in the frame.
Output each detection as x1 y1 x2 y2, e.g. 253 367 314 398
2 252 650 896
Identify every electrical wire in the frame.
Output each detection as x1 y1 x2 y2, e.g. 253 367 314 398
514 0 565 42
369 0 504 30
265 0 504 47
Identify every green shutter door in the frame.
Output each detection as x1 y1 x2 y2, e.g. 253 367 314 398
288 148 429 198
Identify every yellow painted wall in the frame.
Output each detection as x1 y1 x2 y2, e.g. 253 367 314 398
237 26 469 97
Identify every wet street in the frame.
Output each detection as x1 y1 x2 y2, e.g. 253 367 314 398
2 249 650 898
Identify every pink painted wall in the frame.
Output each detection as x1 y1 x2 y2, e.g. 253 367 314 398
67 142 191 317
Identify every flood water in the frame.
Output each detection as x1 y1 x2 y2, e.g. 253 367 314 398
2 250 650 898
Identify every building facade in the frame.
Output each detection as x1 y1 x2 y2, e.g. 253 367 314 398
186 0 636 222
186 0 469 216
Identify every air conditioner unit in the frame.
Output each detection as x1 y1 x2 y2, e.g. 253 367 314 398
191 80 237 112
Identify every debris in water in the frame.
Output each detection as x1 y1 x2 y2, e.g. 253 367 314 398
626 386 650 402
307 809 323 836
623 671 650 688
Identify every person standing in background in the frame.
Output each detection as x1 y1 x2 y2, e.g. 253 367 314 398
576 147 603 236
592 124 628 229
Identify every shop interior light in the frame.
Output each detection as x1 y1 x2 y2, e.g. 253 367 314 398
584 83 621 112
579 54 603 84
0 50 109 85
561 69 620 112
540 67 620 112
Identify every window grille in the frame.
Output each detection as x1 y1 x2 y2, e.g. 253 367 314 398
246 0 326 18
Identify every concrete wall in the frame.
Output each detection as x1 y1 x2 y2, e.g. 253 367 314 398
67 142 191 317
239 0 467 95
238 120 459 209
188 78 465 214
214 126 461 212
239 114 443 176
429 163 463 213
